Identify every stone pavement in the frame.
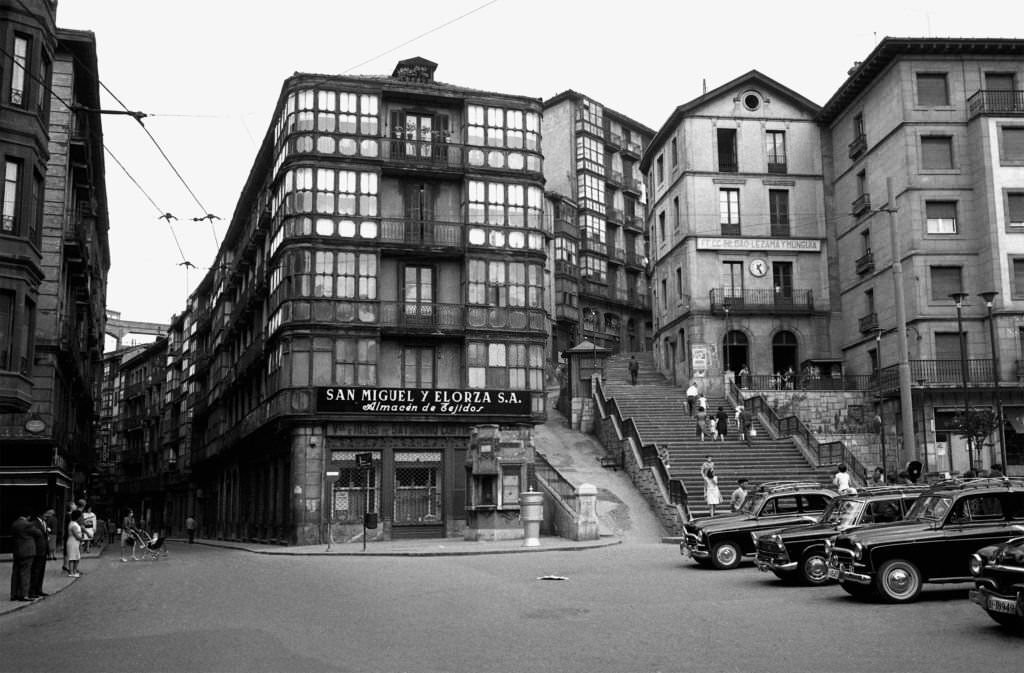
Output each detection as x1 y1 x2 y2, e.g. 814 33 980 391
1 541 108 617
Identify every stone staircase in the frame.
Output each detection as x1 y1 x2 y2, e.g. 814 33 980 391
602 352 831 518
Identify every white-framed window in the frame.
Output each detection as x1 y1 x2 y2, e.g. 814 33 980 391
925 200 957 234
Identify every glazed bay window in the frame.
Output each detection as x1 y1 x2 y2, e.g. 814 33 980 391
10 35 28 107
577 173 605 214
581 254 606 283
283 336 377 387
312 90 379 157
281 168 378 239
1 159 20 233
719 188 740 235
467 259 543 307
576 135 604 175
579 213 605 252
467 341 544 392
466 180 545 250
466 105 540 171
925 201 957 234
554 237 577 266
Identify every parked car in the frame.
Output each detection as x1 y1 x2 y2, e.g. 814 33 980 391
755 484 928 585
680 481 837 569
969 535 1024 633
826 477 1024 603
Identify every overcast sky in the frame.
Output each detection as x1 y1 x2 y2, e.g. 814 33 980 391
54 0 1022 341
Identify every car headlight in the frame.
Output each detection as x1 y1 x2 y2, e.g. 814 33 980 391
969 553 984 576
824 539 832 555
751 532 760 545
852 542 864 560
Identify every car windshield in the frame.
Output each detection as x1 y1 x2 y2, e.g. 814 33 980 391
740 493 766 515
821 498 864 528
906 494 952 521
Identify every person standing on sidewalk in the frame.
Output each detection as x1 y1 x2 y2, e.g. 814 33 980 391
120 509 138 562
628 356 639 385
29 511 50 599
65 510 84 578
9 511 38 602
80 505 97 553
185 515 196 544
685 382 699 416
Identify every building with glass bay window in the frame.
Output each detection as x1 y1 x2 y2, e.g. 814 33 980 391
176 58 549 544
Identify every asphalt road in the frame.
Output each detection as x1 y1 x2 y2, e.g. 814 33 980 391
0 542 1019 673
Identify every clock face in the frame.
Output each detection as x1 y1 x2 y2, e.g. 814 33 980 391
749 259 768 277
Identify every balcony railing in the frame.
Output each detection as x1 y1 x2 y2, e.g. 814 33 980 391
380 137 542 174
553 216 575 237
464 306 547 333
606 207 624 223
623 140 643 157
555 260 578 276
858 312 878 333
855 250 874 274
968 89 1024 119
379 302 465 333
625 250 644 268
379 218 463 250
720 223 741 236
609 170 624 185
875 359 994 393
848 132 867 159
579 278 606 297
606 132 623 149
852 193 871 216
579 235 606 254
710 288 815 314
609 246 626 263
767 161 787 174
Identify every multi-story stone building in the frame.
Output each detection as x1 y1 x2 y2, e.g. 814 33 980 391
0 2 109 551
643 71 833 396
819 37 1024 476
176 58 548 544
542 91 654 356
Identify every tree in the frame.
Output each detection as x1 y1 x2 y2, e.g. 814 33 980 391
954 409 999 471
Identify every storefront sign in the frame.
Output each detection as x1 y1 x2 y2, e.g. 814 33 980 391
316 387 532 416
696 237 821 252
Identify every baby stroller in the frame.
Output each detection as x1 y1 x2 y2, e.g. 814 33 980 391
129 528 168 560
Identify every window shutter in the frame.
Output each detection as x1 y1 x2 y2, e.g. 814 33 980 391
930 266 962 300
921 137 953 169
1008 193 1024 225
1001 127 1024 161
917 74 948 106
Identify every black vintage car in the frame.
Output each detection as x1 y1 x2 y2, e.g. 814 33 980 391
827 477 1024 603
969 535 1024 633
680 481 836 569
755 484 928 585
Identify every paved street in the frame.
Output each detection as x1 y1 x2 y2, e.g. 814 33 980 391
1 541 1019 673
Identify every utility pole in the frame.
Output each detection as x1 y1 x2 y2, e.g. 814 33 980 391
883 178 916 464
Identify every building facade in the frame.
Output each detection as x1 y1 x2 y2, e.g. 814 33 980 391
0 4 109 552
643 72 833 397
542 91 654 357
820 38 1024 476
160 58 551 544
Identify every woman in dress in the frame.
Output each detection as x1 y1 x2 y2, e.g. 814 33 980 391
120 509 138 562
65 510 84 578
703 467 721 517
715 406 729 441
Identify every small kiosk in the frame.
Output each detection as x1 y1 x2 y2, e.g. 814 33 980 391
560 339 611 430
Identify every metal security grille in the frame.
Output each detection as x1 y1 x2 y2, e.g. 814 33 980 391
393 462 441 524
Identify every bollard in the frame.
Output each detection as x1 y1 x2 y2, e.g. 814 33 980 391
576 483 599 540
519 490 544 547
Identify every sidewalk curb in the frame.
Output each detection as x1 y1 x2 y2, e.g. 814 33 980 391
2 545 106 616
186 537 623 557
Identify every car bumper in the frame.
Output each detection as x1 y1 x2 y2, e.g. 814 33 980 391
755 554 797 573
969 586 1024 616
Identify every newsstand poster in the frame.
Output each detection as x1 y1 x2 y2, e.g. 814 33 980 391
316 387 532 416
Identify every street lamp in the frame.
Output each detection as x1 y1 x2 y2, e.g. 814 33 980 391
978 291 1007 472
949 292 972 472
722 300 732 375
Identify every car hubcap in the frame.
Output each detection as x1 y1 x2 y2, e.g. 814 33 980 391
806 556 827 582
717 546 736 565
886 567 912 594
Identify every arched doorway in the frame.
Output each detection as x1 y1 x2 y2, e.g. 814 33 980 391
772 331 799 377
723 330 748 375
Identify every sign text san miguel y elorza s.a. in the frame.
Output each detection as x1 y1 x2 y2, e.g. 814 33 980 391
316 387 532 417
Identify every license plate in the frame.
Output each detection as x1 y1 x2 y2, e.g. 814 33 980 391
827 568 840 580
987 596 1018 615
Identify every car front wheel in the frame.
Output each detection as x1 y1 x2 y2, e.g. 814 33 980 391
876 559 922 603
710 541 741 570
801 549 831 586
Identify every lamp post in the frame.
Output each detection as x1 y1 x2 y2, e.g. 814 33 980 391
978 291 1007 472
949 292 972 472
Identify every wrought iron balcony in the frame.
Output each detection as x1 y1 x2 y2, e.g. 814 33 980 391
625 214 644 231
855 250 875 274
968 89 1024 119
875 360 995 394
624 178 643 195
767 160 787 174
858 312 878 333
852 193 871 216
606 207 624 223
379 218 463 251
848 132 867 159
555 260 578 276
710 287 815 314
379 302 465 334
622 140 643 157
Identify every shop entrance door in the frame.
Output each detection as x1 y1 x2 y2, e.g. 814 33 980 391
392 451 443 538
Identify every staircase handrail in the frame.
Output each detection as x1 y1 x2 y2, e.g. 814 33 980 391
594 377 690 509
532 452 578 504
727 380 868 483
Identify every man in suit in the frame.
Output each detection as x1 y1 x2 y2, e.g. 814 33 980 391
29 511 51 598
9 511 40 602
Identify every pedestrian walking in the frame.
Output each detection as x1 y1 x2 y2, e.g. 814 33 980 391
706 413 718 441
715 406 729 441
737 406 753 447
695 406 708 441
700 457 721 517
121 509 138 562
65 510 85 578
9 510 38 602
685 382 699 416
44 509 58 560
738 364 750 389
81 505 97 553
628 356 639 385
185 515 196 544
29 511 50 599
